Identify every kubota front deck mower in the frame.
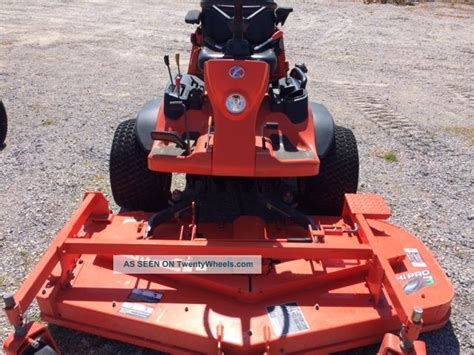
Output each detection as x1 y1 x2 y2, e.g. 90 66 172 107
3 1 453 354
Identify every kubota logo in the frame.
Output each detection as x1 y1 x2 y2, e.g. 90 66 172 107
229 66 245 79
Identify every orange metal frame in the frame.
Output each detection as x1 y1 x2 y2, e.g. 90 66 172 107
150 25 314 178
149 59 319 177
3 193 453 354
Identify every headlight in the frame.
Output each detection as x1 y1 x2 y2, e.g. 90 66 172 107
226 94 246 114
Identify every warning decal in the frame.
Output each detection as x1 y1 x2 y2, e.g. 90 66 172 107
128 288 163 303
266 302 309 336
404 248 427 268
119 302 154 319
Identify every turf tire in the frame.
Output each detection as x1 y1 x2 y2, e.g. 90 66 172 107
110 118 171 211
0 101 7 146
299 125 359 215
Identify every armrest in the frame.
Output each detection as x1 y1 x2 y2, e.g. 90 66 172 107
185 10 201 25
276 7 293 26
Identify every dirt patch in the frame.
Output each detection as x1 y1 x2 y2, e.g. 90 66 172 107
446 126 474 145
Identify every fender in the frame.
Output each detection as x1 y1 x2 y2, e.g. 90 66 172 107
136 99 334 158
311 102 335 159
136 99 161 151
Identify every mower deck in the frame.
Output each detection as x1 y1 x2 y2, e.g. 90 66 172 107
3 193 453 354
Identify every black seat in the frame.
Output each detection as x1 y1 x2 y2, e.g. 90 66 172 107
197 1 279 72
200 1 277 50
192 1 292 73
198 47 278 72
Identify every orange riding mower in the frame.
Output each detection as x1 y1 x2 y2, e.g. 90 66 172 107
3 1 452 354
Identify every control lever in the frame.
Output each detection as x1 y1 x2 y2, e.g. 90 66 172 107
174 53 182 95
164 55 175 91
253 30 283 52
206 115 213 149
175 53 182 77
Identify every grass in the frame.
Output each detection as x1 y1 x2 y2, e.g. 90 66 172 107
377 150 399 163
446 126 474 146
0 39 15 46
84 173 111 195
19 250 36 269
41 117 56 126
29 312 45 324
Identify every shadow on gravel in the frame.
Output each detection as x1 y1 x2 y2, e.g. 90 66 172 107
335 321 460 355
49 325 167 354
48 322 460 354
421 321 460 355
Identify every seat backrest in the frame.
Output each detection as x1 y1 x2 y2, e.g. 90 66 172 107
198 46 278 73
201 4 276 49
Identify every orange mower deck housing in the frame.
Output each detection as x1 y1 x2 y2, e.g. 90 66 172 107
3 193 453 354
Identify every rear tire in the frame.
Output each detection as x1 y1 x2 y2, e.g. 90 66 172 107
110 118 171 211
299 126 359 215
0 101 7 146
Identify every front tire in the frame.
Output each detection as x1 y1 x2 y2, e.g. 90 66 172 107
299 126 359 215
109 118 171 211
0 101 7 146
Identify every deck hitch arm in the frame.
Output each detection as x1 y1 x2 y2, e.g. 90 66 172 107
257 195 319 232
146 199 194 237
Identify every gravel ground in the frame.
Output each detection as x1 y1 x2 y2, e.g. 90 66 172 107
0 0 472 354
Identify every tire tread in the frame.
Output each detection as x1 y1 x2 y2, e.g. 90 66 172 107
109 119 171 211
300 126 359 215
